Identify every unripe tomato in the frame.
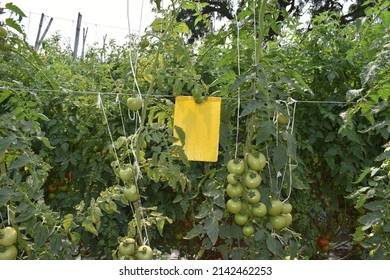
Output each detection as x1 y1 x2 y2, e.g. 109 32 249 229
119 167 133 183
269 215 286 230
257 153 267 170
127 97 143 111
0 26 7 38
246 154 262 171
226 173 239 185
267 199 283 216
118 238 136 256
0 227 17 247
242 224 255 237
281 203 292 214
252 203 267 217
226 183 243 198
283 213 292 227
244 170 262 189
0 245 17 260
234 213 249 226
123 184 139 202
277 112 289 125
136 245 153 260
227 159 245 175
226 199 242 214
245 189 261 204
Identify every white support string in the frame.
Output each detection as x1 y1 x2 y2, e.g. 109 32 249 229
234 17 241 160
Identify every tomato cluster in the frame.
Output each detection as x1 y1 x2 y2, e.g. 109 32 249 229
316 235 330 252
0 26 11 52
225 153 293 236
115 237 153 260
0 226 18 260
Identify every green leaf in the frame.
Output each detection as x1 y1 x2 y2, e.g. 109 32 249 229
34 223 50 250
0 90 12 104
358 211 383 226
184 224 203 239
256 121 275 144
174 125 186 146
62 214 74 231
82 219 98 235
9 155 30 170
5 3 27 18
272 145 288 172
266 235 284 258
363 200 384 211
204 216 219 245
36 136 54 149
353 168 372 184
5 18 24 35
174 22 190 34
353 227 365 242
151 18 167 32
375 151 390 161
0 135 15 154
240 100 262 117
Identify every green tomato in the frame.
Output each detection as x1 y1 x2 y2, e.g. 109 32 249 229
226 199 242 214
119 168 133 183
0 40 11 52
267 199 283 216
252 203 267 217
257 153 267 170
226 173 239 185
281 203 292 214
244 171 262 189
0 245 17 260
136 245 153 260
242 224 255 237
246 154 262 171
277 112 289 125
269 215 286 230
123 184 139 202
227 159 245 175
226 183 243 198
234 213 249 226
0 227 17 247
118 238 136 257
127 97 143 111
245 189 261 204
283 213 292 227
0 26 7 38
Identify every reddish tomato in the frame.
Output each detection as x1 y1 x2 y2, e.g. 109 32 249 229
316 238 328 248
183 221 192 230
66 170 72 182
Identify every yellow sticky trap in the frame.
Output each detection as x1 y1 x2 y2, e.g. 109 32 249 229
173 96 221 162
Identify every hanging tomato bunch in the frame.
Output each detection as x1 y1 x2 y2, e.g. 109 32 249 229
225 152 293 236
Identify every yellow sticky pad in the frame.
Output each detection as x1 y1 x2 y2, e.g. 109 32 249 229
173 96 222 162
